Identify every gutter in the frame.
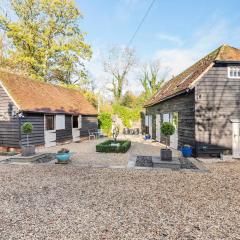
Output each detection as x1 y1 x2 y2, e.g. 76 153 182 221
215 60 240 64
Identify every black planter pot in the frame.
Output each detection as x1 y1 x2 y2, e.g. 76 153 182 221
21 145 36 157
161 148 172 161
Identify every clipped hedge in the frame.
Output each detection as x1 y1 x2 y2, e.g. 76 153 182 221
96 140 131 153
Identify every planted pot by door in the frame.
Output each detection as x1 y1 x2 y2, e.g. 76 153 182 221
161 148 172 161
160 122 175 161
21 145 35 157
21 122 35 156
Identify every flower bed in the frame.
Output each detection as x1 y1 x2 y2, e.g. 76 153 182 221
96 140 131 153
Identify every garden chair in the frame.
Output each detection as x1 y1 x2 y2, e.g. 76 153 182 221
88 130 95 140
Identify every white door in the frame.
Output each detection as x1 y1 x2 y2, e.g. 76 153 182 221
232 122 240 158
149 115 152 138
156 114 161 142
44 115 56 147
72 115 81 142
72 128 80 142
170 112 178 149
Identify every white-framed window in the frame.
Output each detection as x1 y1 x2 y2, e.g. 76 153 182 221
56 114 65 130
78 115 82 129
163 113 170 123
145 115 149 126
228 67 240 78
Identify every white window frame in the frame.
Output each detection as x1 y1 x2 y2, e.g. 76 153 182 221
163 113 170 123
56 114 65 130
78 115 82 129
145 115 149 126
228 66 240 79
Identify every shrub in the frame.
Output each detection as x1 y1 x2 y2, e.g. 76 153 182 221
112 104 140 128
21 122 33 146
98 112 112 135
96 140 131 153
161 122 175 149
21 122 33 134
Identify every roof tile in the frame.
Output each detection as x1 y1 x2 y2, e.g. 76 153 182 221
0 70 97 115
144 44 240 107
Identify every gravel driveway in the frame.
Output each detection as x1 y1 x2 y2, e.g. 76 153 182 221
0 137 240 239
0 160 240 239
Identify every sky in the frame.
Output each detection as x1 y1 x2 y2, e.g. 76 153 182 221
76 0 240 95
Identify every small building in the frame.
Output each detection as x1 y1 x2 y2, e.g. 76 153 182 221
0 70 98 150
144 44 240 157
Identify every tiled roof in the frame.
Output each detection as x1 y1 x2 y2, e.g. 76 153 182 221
144 44 240 107
0 70 98 115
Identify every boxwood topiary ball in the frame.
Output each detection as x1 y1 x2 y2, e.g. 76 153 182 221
161 122 175 136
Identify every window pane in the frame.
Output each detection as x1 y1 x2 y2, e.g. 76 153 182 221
73 116 79 128
163 113 170 122
46 115 54 130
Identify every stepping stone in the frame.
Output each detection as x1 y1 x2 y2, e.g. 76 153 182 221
152 156 181 170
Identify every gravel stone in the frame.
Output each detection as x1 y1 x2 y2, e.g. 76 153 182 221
0 137 239 239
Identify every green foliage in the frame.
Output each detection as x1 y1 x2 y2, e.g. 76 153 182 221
96 140 131 153
112 104 140 128
121 91 138 108
82 90 98 109
161 122 175 137
98 112 112 135
21 122 33 134
140 60 166 100
0 0 92 84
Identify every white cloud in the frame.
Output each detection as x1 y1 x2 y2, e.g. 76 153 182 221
87 16 240 98
156 33 183 46
155 17 240 79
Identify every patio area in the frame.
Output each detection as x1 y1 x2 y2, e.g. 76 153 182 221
38 135 181 167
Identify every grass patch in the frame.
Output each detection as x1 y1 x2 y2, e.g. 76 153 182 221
0 151 18 156
96 140 131 153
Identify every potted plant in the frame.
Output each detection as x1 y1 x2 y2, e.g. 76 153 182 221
21 122 35 156
56 148 71 163
181 144 193 158
160 122 175 161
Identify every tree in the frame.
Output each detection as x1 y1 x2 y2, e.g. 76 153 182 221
98 112 112 136
0 34 16 70
140 60 166 99
121 91 138 108
21 122 33 146
104 46 135 102
160 122 175 149
0 0 92 84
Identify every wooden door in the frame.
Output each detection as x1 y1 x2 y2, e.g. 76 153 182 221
170 112 178 149
72 115 81 142
44 115 56 147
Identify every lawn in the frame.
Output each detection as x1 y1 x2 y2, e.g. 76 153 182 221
0 162 240 239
